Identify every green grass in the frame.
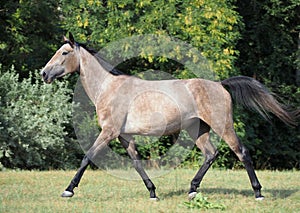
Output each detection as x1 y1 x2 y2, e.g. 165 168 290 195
0 169 299 212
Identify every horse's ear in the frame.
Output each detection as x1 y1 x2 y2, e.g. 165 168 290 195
69 32 75 45
63 35 69 42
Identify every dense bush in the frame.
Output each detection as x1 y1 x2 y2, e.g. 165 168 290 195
0 65 81 170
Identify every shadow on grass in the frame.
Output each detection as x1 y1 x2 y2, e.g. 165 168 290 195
160 189 187 198
204 188 298 199
161 187 298 199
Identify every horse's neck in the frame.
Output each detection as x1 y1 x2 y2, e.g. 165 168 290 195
79 48 113 104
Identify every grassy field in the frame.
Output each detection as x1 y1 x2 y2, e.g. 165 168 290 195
0 169 299 212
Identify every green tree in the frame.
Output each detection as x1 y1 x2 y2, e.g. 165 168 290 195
236 0 299 84
2 0 297 170
231 0 300 169
61 0 242 79
0 0 62 74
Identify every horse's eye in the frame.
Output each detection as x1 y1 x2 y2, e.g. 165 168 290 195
62 51 69 55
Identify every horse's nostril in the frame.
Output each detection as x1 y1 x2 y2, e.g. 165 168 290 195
42 72 46 77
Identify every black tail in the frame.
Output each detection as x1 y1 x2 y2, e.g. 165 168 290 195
221 76 299 126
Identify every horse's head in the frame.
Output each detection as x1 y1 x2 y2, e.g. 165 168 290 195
41 33 80 83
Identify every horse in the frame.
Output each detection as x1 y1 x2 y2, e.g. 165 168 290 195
41 33 298 201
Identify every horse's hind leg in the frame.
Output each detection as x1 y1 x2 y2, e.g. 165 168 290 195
220 127 264 200
187 120 218 200
118 135 158 201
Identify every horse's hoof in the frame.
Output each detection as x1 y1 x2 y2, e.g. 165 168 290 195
150 197 160 201
255 196 265 201
188 191 197 200
61 190 74 197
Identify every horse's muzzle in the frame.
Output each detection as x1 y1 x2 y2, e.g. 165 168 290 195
40 67 64 83
41 70 53 84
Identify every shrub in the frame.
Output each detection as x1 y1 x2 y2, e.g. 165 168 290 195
0 65 80 170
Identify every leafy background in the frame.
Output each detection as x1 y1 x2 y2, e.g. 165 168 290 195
0 0 299 170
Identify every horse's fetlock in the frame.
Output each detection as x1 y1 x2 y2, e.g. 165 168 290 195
149 188 157 198
189 183 198 193
253 182 262 191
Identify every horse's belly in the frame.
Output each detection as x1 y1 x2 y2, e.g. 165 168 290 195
122 121 182 136
121 91 191 136
122 109 184 136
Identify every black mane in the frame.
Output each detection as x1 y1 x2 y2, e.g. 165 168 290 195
77 42 125 76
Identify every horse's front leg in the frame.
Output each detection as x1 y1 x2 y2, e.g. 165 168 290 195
61 155 91 197
119 135 159 201
61 129 117 197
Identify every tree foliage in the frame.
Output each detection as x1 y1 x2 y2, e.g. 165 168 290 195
236 0 300 84
0 1 62 74
0 0 299 170
61 0 242 79
233 0 300 169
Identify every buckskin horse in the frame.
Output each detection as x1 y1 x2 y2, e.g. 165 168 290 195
41 33 298 201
